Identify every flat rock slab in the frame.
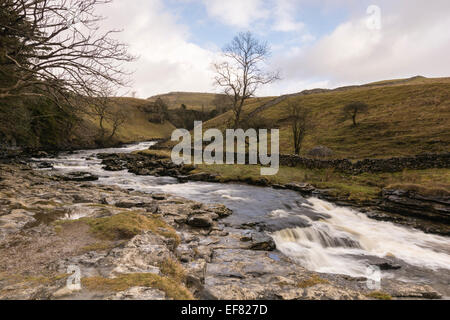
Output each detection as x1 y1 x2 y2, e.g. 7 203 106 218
202 249 312 299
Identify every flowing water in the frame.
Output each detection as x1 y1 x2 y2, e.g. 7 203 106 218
35 141 450 295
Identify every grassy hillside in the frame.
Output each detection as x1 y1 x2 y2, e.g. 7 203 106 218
84 97 175 144
204 76 450 159
147 92 221 111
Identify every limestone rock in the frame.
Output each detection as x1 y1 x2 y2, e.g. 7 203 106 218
187 214 214 229
107 287 166 300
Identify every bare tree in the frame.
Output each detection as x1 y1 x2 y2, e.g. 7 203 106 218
240 114 275 144
342 102 369 126
154 98 169 124
0 0 134 106
108 108 125 140
288 100 311 155
88 91 125 143
213 32 279 128
212 94 231 114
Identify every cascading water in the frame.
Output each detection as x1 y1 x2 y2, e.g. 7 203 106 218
35 141 450 295
273 198 450 279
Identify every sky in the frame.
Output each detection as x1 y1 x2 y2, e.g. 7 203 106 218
100 0 450 98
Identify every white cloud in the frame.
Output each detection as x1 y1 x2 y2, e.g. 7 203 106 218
273 0 305 32
98 0 450 98
274 0 450 88
201 0 269 28
101 0 218 98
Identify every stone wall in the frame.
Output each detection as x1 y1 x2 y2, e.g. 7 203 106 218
279 153 450 174
163 146 450 174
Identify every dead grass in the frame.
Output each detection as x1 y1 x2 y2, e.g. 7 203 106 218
298 275 330 288
84 97 175 143
158 258 187 283
136 149 172 159
195 164 450 202
82 273 194 300
366 291 392 300
78 212 180 245
203 77 450 159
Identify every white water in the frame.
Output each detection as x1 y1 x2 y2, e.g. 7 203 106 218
273 198 450 279
36 141 450 291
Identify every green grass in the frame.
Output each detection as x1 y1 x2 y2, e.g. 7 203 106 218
137 140 450 201
147 92 220 111
195 164 450 202
84 97 175 143
57 211 180 245
203 77 450 159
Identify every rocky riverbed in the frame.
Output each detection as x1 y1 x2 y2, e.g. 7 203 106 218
0 163 445 300
97 151 450 236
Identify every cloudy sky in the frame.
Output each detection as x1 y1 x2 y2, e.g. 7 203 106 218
100 0 450 98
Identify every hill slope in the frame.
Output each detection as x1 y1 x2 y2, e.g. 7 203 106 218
147 92 222 111
83 97 175 144
204 76 450 159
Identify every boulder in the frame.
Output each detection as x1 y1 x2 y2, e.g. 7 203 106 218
248 233 276 251
381 189 450 223
187 214 214 229
58 172 99 182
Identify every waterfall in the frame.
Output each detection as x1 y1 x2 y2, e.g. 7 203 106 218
272 198 450 278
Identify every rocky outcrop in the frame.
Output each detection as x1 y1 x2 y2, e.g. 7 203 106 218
380 189 450 223
56 171 99 182
96 152 450 236
98 153 198 178
1 164 445 300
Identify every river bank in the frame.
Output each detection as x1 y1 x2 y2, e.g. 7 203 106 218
97 150 450 236
0 163 446 300
1 141 449 300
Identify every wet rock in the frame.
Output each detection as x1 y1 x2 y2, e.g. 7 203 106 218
186 173 216 182
58 172 99 182
115 200 157 211
206 204 233 219
33 151 49 158
259 216 311 232
373 262 401 271
103 165 124 171
187 214 214 229
248 233 276 251
284 183 316 195
152 194 166 201
380 189 450 224
35 161 54 169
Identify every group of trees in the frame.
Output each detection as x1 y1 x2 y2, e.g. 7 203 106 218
212 32 370 155
0 2 370 153
0 0 133 146
0 0 133 102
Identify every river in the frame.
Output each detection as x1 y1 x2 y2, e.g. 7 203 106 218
35 141 450 296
